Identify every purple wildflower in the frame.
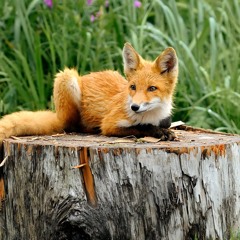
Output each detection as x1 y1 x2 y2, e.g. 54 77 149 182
90 14 95 22
87 0 93 5
134 0 142 8
44 0 53 8
105 0 109 7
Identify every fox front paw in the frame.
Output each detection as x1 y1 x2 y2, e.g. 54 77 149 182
152 128 176 141
135 124 176 141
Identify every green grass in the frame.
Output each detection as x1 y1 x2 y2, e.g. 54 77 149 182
230 229 240 240
0 0 239 133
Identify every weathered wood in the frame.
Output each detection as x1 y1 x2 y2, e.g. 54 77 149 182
0 128 240 240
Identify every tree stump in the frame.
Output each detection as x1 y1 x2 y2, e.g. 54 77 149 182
0 126 240 240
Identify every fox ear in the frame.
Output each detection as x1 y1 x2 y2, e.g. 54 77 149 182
155 47 178 75
122 43 141 74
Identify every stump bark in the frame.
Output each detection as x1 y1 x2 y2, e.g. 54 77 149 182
0 126 240 240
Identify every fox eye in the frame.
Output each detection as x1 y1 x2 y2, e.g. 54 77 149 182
130 84 136 90
148 86 157 92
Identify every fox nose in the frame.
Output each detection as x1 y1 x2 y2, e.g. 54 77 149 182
131 104 140 112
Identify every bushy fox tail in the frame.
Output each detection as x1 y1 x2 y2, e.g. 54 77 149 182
0 110 64 145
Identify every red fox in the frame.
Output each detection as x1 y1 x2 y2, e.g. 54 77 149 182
0 43 178 146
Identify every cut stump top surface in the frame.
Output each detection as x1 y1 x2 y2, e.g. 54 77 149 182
5 126 240 150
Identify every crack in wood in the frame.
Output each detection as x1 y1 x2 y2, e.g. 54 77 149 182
0 172 5 210
79 147 97 207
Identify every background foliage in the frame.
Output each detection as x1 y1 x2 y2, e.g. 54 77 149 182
0 0 239 133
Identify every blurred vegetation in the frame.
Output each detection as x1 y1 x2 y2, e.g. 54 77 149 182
0 0 239 133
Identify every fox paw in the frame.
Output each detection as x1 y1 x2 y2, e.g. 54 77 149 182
153 128 176 141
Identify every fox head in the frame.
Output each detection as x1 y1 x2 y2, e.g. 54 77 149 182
122 43 178 126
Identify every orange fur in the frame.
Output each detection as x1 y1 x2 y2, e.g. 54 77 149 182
0 43 178 145
0 111 64 143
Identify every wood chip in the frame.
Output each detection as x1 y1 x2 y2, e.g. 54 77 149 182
0 156 8 167
105 139 136 144
170 121 185 128
10 136 22 140
27 137 42 142
138 137 161 143
51 133 66 137
71 163 87 169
